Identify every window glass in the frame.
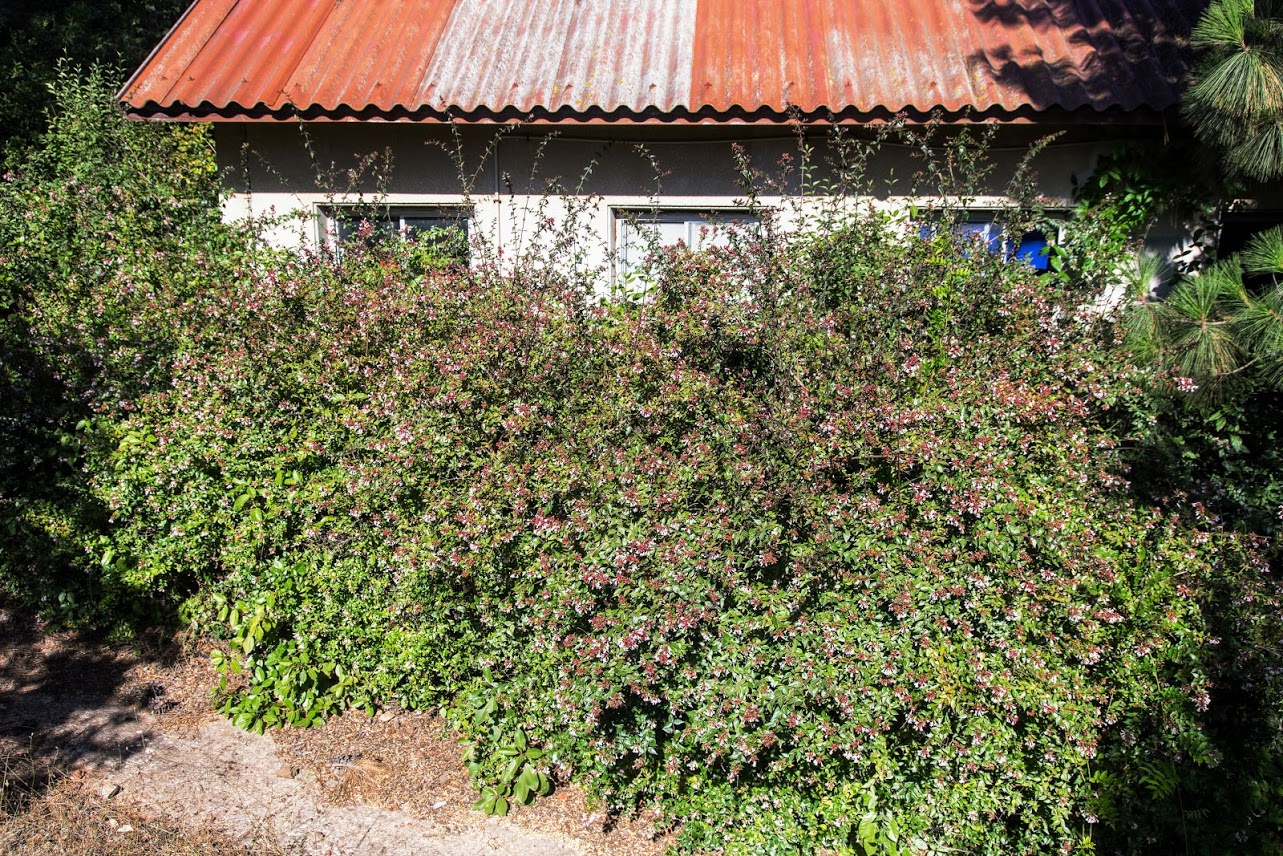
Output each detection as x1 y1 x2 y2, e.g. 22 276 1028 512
615 209 755 276
955 220 1004 254
402 214 465 238
326 206 470 263
335 214 395 244
921 214 1057 270
401 214 469 263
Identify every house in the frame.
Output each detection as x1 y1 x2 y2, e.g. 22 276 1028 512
119 0 1210 280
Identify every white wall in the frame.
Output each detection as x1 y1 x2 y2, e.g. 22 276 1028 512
214 122 1169 290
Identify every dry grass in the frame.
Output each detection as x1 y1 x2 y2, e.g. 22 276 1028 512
0 612 263 855
1 611 670 855
1 749 276 856
273 706 670 856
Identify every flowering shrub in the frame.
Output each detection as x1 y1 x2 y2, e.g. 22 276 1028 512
0 67 241 621
90 205 1283 852
4 77 1281 851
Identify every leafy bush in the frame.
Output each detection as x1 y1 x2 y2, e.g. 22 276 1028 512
88 197 1283 852
0 66 245 623
5 75 1281 852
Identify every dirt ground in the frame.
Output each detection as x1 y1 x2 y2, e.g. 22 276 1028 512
0 610 669 856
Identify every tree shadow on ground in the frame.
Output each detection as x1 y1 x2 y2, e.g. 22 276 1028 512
0 611 185 812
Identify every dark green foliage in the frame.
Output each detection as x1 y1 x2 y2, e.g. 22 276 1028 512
1124 226 1283 557
0 0 188 157
0 66 236 626
1182 0 1283 182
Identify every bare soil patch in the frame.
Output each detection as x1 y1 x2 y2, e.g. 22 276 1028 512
0 611 668 855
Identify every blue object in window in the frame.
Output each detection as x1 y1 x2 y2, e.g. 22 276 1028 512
956 221 1003 254
1013 231 1050 270
920 220 1053 270
922 220 1004 254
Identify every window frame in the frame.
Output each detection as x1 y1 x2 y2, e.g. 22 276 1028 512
612 207 758 279
318 203 473 256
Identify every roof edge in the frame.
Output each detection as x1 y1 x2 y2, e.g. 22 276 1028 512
115 0 209 105
122 100 1175 127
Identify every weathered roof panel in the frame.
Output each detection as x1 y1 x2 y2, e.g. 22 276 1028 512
119 0 239 108
172 0 336 110
120 0 1208 122
414 0 697 113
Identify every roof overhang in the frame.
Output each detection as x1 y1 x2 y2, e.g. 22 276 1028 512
119 0 1206 128
125 102 1177 128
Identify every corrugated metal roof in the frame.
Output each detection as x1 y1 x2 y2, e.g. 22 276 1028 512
120 0 1207 122
417 0 698 114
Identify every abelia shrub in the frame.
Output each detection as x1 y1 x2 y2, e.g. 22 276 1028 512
95 215 1283 854
0 67 243 622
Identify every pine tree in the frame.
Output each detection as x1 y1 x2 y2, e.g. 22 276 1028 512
1128 227 1283 392
1182 0 1283 182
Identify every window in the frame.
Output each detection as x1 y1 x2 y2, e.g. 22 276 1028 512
614 209 756 276
1220 211 1283 289
1220 211 1283 256
323 205 470 263
921 213 1061 271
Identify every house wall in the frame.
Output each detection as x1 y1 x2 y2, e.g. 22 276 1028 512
214 122 1185 289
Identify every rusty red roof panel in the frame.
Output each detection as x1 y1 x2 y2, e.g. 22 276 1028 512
120 0 1207 122
276 0 457 111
